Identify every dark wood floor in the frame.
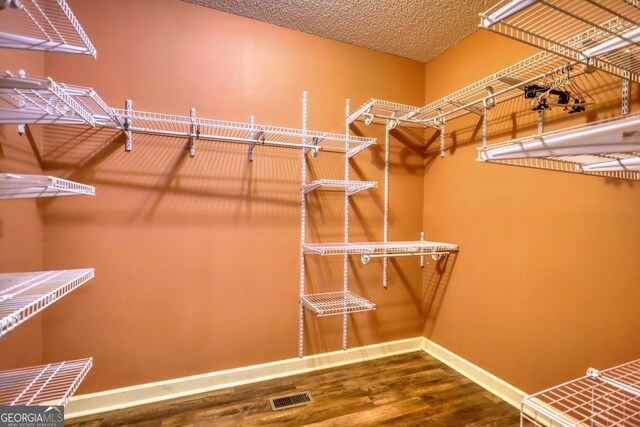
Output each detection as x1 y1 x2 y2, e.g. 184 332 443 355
67 352 527 426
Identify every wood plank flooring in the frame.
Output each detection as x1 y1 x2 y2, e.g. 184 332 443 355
67 352 529 426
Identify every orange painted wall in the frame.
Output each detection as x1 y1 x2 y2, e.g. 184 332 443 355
0 50 45 370
32 0 426 393
423 31 640 394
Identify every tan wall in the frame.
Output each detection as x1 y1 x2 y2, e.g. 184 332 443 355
0 50 45 370
422 31 640 394
36 0 426 393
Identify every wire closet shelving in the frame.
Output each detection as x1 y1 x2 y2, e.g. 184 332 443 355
0 0 96 57
0 173 96 199
479 0 640 83
302 179 377 196
0 358 93 406
522 359 640 426
300 291 376 317
0 269 94 338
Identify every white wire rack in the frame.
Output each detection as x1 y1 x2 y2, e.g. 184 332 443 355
300 291 375 317
0 0 96 57
522 359 640 427
0 173 95 199
478 113 640 180
347 99 427 127
0 269 94 338
107 108 376 157
302 179 377 196
480 0 640 83
0 358 93 406
0 71 113 126
302 240 459 256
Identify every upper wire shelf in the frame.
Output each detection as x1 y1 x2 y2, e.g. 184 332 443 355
300 291 375 316
0 71 113 126
0 269 94 338
522 359 640 427
0 173 95 199
303 179 377 196
0 358 93 406
107 108 376 157
0 0 96 57
347 99 425 127
477 112 640 180
302 241 459 256
480 0 640 83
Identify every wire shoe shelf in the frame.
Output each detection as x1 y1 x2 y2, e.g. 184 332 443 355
0 0 96 57
522 359 640 426
0 358 93 406
480 0 640 83
300 291 375 317
0 269 94 338
303 179 377 196
0 173 95 199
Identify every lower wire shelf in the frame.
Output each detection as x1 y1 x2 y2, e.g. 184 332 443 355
300 291 375 317
0 269 95 338
303 179 377 196
302 241 459 256
0 174 96 199
0 358 93 406
522 359 640 427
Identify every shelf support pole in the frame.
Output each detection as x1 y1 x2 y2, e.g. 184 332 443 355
299 91 308 358
436 108 446 158
124 99 132 152
189 108 196 158
537 109 544 135
248 115 255 161
622 70 630 116
383 119 391 288
420 231 425 268
343 99 350 350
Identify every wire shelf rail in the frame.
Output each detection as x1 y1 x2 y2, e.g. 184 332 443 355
0 173 95 199
0 0 96 57
0 269 94 338
0 71 113 126
302 240 460 256
522 359 640 427
107 108 376 157
480 0 640 83
0 358 93 406
300 291 375 316
303 179 377 196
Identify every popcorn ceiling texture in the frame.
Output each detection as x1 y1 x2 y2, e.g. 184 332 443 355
181 0 496 63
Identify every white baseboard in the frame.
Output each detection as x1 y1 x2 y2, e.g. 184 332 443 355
65 337 423 419
421 338 526 409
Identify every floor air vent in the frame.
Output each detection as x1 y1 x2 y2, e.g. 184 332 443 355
269 391 313 411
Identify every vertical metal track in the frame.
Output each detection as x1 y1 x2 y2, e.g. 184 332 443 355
298 91 308 358
622 70 630 116
383 120 390 289
482 107 488 148
343 100 350 350
537 109 544 135
125 99 132 152
420 231 425 268
189 108 196 158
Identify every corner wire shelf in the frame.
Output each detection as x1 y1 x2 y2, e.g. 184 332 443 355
303 179 377 196
0 269 94 338
480 0 640 84
477 112 640 180
522 359 640 427
0 173 95 199
0 71 114 126
0 0 96 57
105 107 376 158
300 291 376 317
347 99 428 127
0 358 93 406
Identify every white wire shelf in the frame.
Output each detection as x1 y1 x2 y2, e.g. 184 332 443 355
0 269 94 338
302 241 459 256
0 173 95 199
347 99 426 127
0 0 96 57
107 108 376 157
477 113 640 180
0 358 93 406
303 179 377 196
0 71 113 126
300 291 375 317
522 359 640 427
480 0 640 83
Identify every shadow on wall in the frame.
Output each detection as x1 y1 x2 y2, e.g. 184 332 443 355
422 252 458 339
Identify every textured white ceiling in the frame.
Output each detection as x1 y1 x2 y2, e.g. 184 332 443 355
181 0 496 63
